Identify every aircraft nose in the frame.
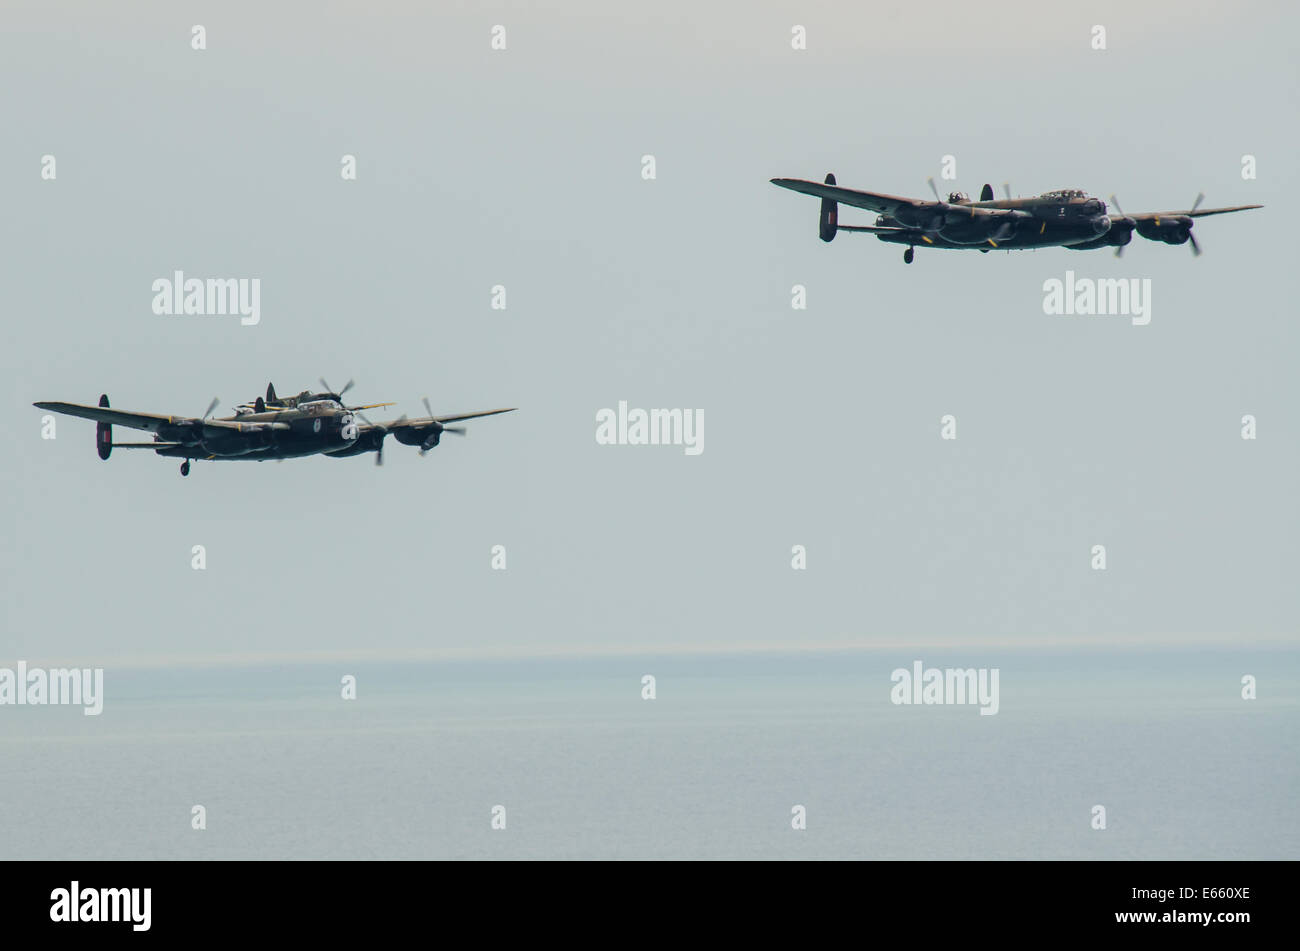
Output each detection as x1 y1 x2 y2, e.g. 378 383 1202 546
1092 214 1112 235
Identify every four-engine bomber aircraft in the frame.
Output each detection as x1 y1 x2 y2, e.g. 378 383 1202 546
770 175 1262 263
34 380 515 476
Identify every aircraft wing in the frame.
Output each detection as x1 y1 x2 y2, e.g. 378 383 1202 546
32 402 291 434
771 178 1025 222
428 407 517 425
32 401 185 433
199 419 291 432
1126 204 1262 221
836 224 915 234
364 407 517 431
770 178 924 216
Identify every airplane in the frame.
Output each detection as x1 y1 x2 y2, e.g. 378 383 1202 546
770 175 1262 264
33 379 516 476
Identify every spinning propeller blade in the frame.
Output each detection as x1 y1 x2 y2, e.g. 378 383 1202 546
319 377 355 400
1109 194 1127 257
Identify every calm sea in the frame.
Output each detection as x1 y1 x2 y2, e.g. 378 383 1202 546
1 648 1296 859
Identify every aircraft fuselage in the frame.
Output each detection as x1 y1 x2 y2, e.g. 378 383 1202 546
150 402 365 461
874 194 1120 251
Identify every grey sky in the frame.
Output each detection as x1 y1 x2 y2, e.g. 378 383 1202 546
2 0 1295 666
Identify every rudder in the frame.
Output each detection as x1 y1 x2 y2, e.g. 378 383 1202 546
819 172 838 241
96 394 112 460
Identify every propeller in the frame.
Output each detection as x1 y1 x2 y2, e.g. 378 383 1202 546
918 177 955 241
1186 193 1205 256
358 411 407 466
1109 194 1129 257
1002 183 1012 200
926 176 974 218
1127 192 1204 256
419 397 465 456
356 412 380 465
319 377 354 400
196 397 220 446
316 376 394 412
421 397 465 436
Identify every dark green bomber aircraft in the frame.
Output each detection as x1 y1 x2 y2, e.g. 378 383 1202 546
771 175 1262 264
34 379 515 476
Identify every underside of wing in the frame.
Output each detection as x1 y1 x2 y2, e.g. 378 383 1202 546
1128 204 1263 221
836 224 915 234
32 401 183 433
367 407 517 431
200 419 291 432
429 407 517 425
770 178 922 216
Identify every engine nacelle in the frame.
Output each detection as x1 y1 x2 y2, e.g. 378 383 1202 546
325 430 383 458
935 211 1003 245
1105 218 1134 246
1135 216 1192 245
199 425 277 456
394 427 439 448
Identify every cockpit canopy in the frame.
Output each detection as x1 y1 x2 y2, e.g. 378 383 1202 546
298 399 338 414
234 389 344 415
947 191 969 203
294 390 343 408
1040 188 1087 199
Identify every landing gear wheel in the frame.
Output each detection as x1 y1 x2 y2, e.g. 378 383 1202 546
903 247 914 264
180 461 190 477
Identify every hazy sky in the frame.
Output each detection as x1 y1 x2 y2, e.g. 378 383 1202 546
3 0 1295 666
